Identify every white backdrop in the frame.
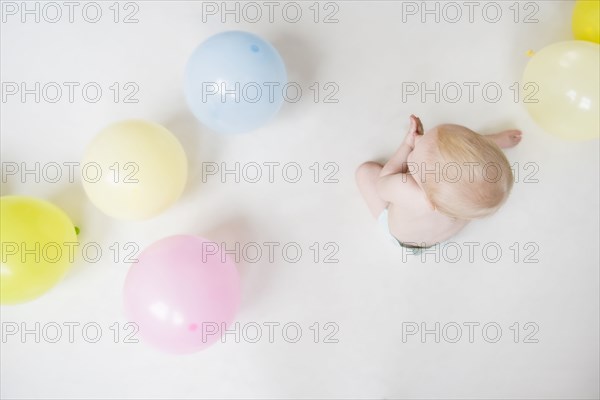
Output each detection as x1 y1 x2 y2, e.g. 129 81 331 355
1 1 599 399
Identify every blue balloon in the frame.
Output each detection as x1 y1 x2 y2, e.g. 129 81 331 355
184 31 288 134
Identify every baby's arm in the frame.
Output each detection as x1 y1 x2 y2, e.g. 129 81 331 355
379 115 424 177
377 115 424 203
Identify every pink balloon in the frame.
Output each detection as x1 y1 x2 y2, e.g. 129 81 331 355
123 235 240 353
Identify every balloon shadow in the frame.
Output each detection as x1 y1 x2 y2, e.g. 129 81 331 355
163 110 225 200
271 31 321 118
203 216 278 317
0 150 17 196
47 183 107 281
0 179 10 196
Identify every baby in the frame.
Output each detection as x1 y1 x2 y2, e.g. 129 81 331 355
356 115 521 249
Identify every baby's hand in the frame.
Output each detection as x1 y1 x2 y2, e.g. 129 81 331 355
404 114 424 149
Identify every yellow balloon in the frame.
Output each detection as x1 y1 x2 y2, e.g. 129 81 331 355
522 41 599 140
1 196 78 304
573 0 600 43
82 120 188 220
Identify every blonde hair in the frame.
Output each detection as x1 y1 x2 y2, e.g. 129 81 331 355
421 125 514 220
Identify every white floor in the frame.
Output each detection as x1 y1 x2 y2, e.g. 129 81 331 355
1 1 598 399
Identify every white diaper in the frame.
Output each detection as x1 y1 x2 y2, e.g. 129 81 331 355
378 208 403 248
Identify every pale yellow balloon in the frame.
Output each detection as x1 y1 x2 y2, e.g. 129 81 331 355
82 120 188 220
522 41 599 140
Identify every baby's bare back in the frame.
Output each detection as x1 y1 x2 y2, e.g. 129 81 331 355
387 197 468 247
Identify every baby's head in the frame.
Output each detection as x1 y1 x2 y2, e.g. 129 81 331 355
407 124 513 220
